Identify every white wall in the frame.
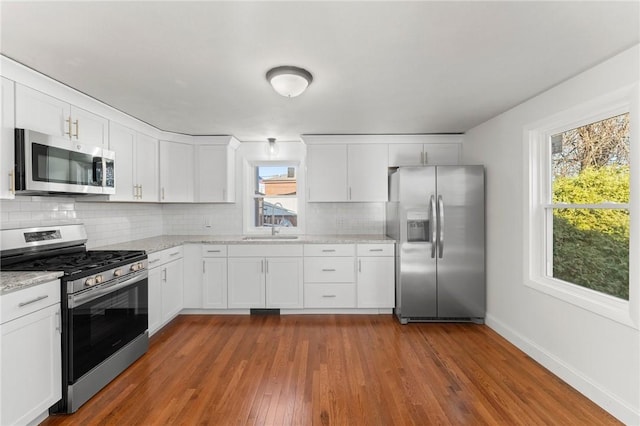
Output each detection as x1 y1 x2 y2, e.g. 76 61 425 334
463 45 640 424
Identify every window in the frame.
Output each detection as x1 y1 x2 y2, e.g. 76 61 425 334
547 114 629 300
251 165 299 231
525 88 636 325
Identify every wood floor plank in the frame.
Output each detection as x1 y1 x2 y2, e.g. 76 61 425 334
41 315 621 426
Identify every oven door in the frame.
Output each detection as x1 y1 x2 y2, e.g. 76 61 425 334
15 128 113 195
67 271 148 383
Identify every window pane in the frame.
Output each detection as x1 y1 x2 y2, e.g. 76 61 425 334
254 165 298 229
552 208 629 300
551 113 629 204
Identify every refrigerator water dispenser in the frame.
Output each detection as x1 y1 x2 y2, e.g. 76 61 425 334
407 211 429 242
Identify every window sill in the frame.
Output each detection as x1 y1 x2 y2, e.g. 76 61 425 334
524 275 637 329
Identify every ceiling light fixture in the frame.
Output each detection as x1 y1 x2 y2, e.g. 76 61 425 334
266 137 279 157
266 66 313 98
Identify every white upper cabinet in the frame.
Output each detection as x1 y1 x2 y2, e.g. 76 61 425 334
15 84 107 148
347 144 388 201
305 137 389 202
160 140 194 202
194 137 239 203
109 123 158 202
1 77 15 199
136 133 159 202
388 136 462 166
307 144 348 201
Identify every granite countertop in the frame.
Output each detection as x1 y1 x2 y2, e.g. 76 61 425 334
95 234 395 254
0 271 64 295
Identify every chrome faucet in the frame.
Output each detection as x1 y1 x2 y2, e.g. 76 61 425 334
271 202 284 235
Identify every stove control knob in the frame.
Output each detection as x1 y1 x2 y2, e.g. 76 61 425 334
113 269 123 277
95 275 103 284
137 262 145 270
130 263 139 272
85 277 96 287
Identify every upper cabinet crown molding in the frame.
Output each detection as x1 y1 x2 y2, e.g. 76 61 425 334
302 134 463 145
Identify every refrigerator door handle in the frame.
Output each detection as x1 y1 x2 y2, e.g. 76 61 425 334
438 195 444 258
430 195 437 258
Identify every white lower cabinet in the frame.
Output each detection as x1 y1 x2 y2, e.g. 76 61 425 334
1 280 61 426
227 244 303 309
202 245 228 309
303 244 356 308
356 244 395 308
148 247 184 335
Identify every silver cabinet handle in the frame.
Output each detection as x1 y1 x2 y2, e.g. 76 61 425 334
420 151 425 165
348 187 352 200
430 195 437 258
207 250 221 253
162 268 167 281
161 187 165 201
9 169 15 194
321 249 336 253
203 260 205 274
140 185 143 199
169 252 180 257
322 268 336 272
358 259 362 272
18 294 48 307
73 120 79 139
265 260 269 274
438 195 444 259
261 259 264 273
369 249 383 252
148 259 160 264
65 117 72 137
322 294 337 298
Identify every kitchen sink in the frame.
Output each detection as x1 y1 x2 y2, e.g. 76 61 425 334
242 235 299 240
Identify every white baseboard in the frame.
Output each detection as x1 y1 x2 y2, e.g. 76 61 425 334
486 313 640 425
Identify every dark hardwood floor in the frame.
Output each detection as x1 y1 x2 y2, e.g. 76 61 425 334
42 315 620 425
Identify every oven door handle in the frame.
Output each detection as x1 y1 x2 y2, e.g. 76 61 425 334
69 270 148 308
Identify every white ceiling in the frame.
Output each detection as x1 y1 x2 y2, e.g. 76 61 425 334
1 1 638 142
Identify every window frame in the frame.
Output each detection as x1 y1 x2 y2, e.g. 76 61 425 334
243 160 304 236
523 86 638 328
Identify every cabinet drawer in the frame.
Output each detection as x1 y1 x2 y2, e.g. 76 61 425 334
304 284 356 308
1 280 60 324
228 244 302 257
201 245 227 257
357 244 394 256
148 246 183 268
303 244 355 257
304 258 355 283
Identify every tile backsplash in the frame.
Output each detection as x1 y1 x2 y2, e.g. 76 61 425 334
1 198 386 248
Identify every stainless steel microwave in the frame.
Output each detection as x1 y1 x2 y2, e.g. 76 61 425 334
15 128 115 195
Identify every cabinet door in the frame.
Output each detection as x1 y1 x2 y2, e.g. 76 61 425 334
160 140 194 202
135 133 158 202
265 257 303 308
357 257 395 308
307 144 347 202
70 105 108 148
347 144 388 201
388 143 424 167
148 266 163 335
1 304 61 426
423 143 460 165
15 84 70 138
108 122 136 201
196 145 228 202
1 77 15 199
182 244 203 309
203 257 228 309
162 259 184 321
227 257 265 308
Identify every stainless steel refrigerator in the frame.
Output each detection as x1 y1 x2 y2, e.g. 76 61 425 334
386 166 485 324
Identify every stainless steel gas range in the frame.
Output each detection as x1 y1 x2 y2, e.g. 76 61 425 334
1 224 148 413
